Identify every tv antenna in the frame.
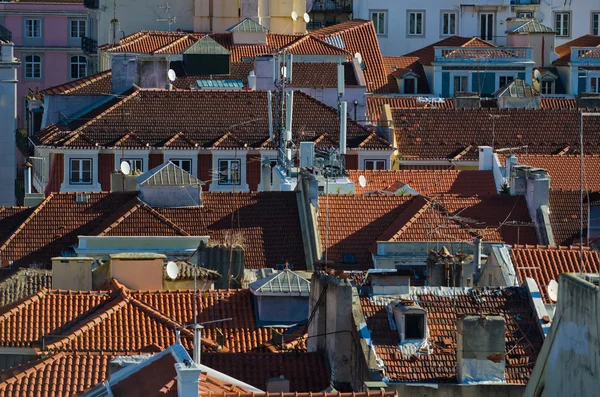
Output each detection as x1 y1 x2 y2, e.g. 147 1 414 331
165 261 179 280
157 2 177 32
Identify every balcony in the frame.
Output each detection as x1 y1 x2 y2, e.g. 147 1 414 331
570 47 600 65
84 0 99 9
311 0 352 13
511 0 540 4
82 36 98 55
0 25 12 43
434 46 533 63
460 0 510 6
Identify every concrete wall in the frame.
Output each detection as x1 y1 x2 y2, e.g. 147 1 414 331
52 257 94 290
41 94 107 129
109 255 165 290
524 274 600 397
386 384 525 397
0 43 18 206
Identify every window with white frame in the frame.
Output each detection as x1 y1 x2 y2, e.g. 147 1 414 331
498 75 514 88
590 77 600 93
517 12 533 19
541 80 554 95
371 11 386 35
218 159 241 185
170 159 192 173
120 158 143 172
70 56 87 79
593 13 599 36
441 12 457 36
555 12 570 37
365 159 386 170
70 19 86 39
70 158 92 185
403 77 417 94
24 55 41 79
25 19 41 38
453 75 469 94
408 11 424 36
480 13 494 41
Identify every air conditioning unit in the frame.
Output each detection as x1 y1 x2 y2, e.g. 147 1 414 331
584 274 599 286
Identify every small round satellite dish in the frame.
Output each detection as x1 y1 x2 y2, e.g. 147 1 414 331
355 52 363 62
291 11 298 21
533 69 542 83
547 279 559 303
120 161 131 175
303 13 310 23
168 69 176 82
166 261 179 280
358 175 367 188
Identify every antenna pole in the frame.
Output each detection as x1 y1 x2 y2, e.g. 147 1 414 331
193 262 197 325
157 2 176 32
580 111 584 275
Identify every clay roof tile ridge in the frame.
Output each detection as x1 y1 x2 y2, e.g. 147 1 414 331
0 193 54 252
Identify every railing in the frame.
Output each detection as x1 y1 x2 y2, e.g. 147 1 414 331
511 0 541 4
81 36 98 55
459 0 510 6
0 25 12 43
311 0 352 13
434 46 533 63
570 47 600 64
84 0 99 9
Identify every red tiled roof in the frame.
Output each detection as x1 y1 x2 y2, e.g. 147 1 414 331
381 56 429 95
41 71 112 97
0 207 33 254
539 97 577 109
0 192 306 270
403 36 493 66
517 155 600 191
347 170 497 195
0 281 304 354
360 287 543 384
201 352 330 392
0 352 112 397
366 96 453 121
102 20 395 94
392 108 600 161
548 190 589 246
36 89 387 150
318 194 536 268
0 269 52 307
554 34 600 65
510 245 600 303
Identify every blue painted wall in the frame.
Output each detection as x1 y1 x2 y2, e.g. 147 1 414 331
472 72 496 96
442 72 450 98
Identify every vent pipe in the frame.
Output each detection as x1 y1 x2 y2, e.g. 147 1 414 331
337 62 345 98
193 324 203 365
339 101 347 154
248 70 257 90
24 162 32 195
267 91 273 141
285 90 293 142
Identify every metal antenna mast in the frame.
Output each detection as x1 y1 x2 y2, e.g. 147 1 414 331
157 2 177 32
111 0 119 46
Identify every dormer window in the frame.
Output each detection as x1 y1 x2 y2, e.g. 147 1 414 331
405 313 425 339
392 303 427 343
342 253 355 263
403 77 417 94
540 80 554 95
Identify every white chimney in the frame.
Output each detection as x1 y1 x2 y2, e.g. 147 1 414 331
505 154 518 179
299 142 315 168
193 324 203 365
478 146 493 171
340 101 347 154
248 70 257 90
337 62 345 98
285 91 293 142
24 163 32 195
267 91 273 141
175 363 202 397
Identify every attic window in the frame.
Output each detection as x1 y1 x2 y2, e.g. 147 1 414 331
75 193 90 203
342 253 355 263
405 313 425 339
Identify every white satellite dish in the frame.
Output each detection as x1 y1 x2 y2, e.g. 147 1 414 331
547 279 559 303
533 69 542 83
291 11 298 21
303 13 310 23
166 261 179 280
167 69 176 82
120 161 131 175
354 52 363 63
358 175 367 188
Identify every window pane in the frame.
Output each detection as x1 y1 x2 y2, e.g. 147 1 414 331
409 13 415 34
365 161 374 170
416 13 422 34
376 161 385 170
449 14 456 34
378 13 385 34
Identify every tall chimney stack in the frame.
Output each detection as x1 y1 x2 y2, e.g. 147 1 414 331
339 101 347 155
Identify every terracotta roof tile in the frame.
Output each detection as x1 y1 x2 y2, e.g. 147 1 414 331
0 207 33 252
510 245 600 303
41 71 112 97
36 90 387 150
554 34 600 65
392 108 600 161
548 190 589 246
347 170 497 195
539 97 577 109
318 194 537 268
360 287 543 384
0 269 52 307
0 192 306 270
280 35 350 56
403 36 492 66
517 155 600 191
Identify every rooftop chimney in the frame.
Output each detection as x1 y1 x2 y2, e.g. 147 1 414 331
478 146 494 171
339 101 347 155
454 92 481 110
248 70 257 90
579 92 600 110
193 324 203 365
175 363 202 397
457 315 506 383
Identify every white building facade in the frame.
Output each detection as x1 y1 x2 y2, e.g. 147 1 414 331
353 0 600 56
0 41 19 206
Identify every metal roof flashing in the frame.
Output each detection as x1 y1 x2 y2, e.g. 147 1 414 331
249 268 310 297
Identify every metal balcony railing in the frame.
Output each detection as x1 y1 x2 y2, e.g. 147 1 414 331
311 0 352 13
570 47 600 64
81 36 98 55
0 25 12 43
434 46 533 63
511 0 541 4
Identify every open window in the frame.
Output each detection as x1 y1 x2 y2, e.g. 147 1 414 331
405 313 425 339
392 303 427 343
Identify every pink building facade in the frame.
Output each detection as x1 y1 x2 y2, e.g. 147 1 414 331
0 1 88 128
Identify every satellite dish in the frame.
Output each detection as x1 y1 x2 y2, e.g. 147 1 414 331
120 161 131 175
355 52 363 64
358 175 367 188
533 69 542 83
547 280 558 303
534 11 544 23
168 69 176 82
291 11 298 21
166 261 179 280
303 13 310 23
